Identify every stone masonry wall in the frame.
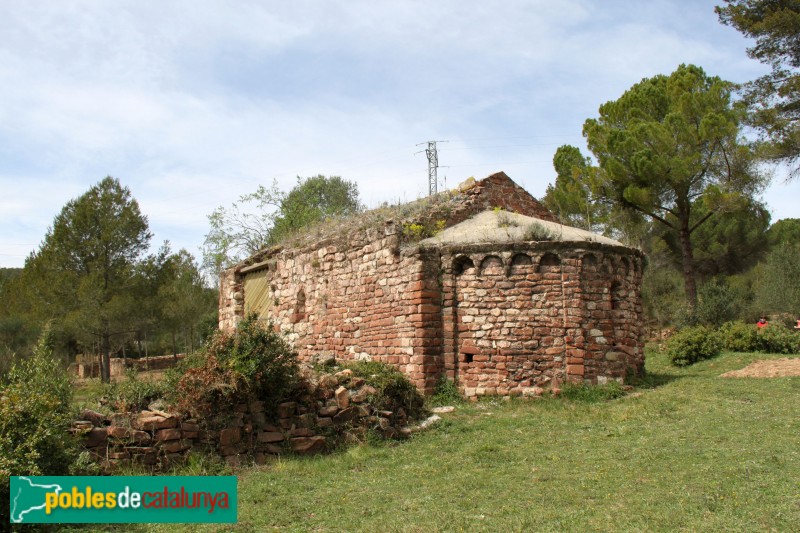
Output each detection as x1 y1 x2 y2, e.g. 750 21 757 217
219 172 645 398
439 242 644 398
220 224 444 394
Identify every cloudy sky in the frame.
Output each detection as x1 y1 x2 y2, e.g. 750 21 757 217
1 0 798 268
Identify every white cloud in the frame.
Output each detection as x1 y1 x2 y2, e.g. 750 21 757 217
0 0 796 268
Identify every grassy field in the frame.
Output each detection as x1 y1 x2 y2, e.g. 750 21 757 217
78 348 800 532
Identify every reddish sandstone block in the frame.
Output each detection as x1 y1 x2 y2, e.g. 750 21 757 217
566 364 585 376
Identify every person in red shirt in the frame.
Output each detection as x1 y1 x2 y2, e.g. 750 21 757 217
757 317 768 328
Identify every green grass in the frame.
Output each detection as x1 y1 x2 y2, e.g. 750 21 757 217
75 349 800 532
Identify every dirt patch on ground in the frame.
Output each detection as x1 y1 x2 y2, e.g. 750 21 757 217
720 358 800 378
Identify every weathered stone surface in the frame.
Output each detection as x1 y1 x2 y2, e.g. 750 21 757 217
318 405 339 417
316 417 333 428
289 427 314 437
107 451 130 460
332 406 358 425
84 428 108 447
257 431 284 443
219 427 241 447
155 428 182 441
161 439 192 453
522 387 545 397
181 422 200 432
290 436 326 454
136 415 178 431
277 402 297 418
80 409 107 427
318 374 338 389
334 369 353 381
334 386 350 409
298 413 316 428
107 426 151 444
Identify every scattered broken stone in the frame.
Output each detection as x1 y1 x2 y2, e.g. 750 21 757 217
291 436 326 454
411 415 442 433
334 386 350 409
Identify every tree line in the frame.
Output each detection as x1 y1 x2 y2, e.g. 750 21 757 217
0 178 217 381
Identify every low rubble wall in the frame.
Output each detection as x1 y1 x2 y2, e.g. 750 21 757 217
72 368 414 470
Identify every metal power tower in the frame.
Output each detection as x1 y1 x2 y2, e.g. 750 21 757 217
416 140 447 196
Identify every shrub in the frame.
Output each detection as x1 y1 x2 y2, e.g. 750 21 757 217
342 361 426 421
0 331 79 525
757 324 800 354
665 325 722 366
172 316 299 417
100 368 171 412
718 321 759 352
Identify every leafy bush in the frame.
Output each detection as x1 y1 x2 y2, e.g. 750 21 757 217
560 381 626 402
757 324 800 354
342 361 426 421
665 325 722 366
172 316 299 417
0 331 79 525
718 321 759 352
101 368 171 412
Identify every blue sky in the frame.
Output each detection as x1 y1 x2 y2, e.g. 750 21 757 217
1 0 798 268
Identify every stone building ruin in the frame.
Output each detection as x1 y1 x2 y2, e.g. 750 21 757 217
219 172 645 398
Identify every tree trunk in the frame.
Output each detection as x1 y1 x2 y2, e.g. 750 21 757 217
101 334 111 383
172 331 177 362
679 223 698 308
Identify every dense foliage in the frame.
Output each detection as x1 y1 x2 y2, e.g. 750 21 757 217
717 0 800 178
172 316 300 417
0 332 80 524
583 64 765 307
665 325 723 366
